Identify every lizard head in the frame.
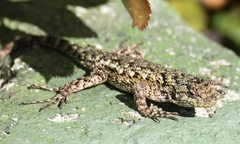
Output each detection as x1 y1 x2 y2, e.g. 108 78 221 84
173 77 218 108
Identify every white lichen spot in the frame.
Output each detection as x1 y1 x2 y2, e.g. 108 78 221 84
74 6 87 17
91 15 97 21
95 43 103 50
72 107 78 111
81 107 85 112
222 78 231 86
12 117 18 121
195 107 216 118
210 59 231 67
1 115 8 118
123 111 143 119
114 118 135 125
199 67 211 75
147 41 151 45
203 48 211 53
156 37 162 41
48 114 78 123
191 37 196 42
85 19 91 25
3 83 15 91
100 5 111 14
166 28 172 35
11 58 25 71
188 46 196 58
236 67 240 72
99 5 116 17
150 21 159 27
196 88 240 118
28 68 34 71
172 34 177 39
189 52 196 58
217 89 240 108
169 51 175 55
164 65 173 69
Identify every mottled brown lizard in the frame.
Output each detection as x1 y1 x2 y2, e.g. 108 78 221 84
0 35 221 121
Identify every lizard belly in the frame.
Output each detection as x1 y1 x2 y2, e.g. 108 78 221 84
107 72 136 94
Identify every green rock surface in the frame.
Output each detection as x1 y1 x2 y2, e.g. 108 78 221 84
1 0 240 143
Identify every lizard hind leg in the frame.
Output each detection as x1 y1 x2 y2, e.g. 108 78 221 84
133 82 179 122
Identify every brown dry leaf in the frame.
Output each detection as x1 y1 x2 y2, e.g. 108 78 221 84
121 0 152 31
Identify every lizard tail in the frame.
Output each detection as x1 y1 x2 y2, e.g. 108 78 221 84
0 35 87 61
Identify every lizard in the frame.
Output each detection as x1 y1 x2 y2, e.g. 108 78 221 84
0 35 221 121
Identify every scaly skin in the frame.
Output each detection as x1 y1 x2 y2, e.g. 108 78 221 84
0 35 220 121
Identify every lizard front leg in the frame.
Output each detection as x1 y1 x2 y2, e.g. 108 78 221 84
115 37 144 59
20 67 109 112
133 82 179 122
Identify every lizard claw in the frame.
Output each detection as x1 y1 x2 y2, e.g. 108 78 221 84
151 118 160 123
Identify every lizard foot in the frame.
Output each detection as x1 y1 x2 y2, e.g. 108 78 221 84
20 84 69 112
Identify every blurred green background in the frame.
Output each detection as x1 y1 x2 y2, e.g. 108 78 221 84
168 0 240 56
